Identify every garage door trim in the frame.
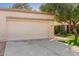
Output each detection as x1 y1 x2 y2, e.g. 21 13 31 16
6 16 51 41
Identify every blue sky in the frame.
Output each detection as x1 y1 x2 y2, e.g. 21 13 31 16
0 3 41 9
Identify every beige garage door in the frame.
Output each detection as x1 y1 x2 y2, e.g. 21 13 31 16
7 19 50 40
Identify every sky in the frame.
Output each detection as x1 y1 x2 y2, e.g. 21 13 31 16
0 3 41 10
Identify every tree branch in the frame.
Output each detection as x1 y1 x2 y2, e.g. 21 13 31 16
75 19 79 24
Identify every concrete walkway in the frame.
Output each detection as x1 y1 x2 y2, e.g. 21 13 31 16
4 39 79 56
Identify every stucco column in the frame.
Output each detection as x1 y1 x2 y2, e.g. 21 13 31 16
50 15 55 40
52 23 55 39
50 21 55 39
64 25 67 33
0 16 6 41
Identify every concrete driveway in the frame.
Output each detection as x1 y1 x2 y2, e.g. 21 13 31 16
4 39 79 56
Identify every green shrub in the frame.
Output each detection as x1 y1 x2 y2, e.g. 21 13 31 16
54 25 60 34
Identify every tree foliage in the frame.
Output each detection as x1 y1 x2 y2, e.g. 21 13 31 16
40 3 79 22
12 3 31 9
40 3 79 45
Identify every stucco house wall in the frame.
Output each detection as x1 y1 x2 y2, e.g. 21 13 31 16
0 9 54 41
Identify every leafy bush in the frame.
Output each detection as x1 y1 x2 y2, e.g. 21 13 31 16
54 25 67 35
54 25 60 34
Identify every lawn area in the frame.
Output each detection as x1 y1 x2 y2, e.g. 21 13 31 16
57 33 79 47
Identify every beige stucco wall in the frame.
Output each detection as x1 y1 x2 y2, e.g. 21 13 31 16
0 10 53 41
0 11 53 20
0 16 7 41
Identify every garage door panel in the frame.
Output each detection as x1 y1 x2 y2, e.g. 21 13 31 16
7 19 50 40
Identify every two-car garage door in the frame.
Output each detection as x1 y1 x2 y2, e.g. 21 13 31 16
7 18 50 40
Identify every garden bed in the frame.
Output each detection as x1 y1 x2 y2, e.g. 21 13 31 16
56 33 79 47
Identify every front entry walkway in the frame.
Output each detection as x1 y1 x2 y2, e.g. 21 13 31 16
4 39 79 56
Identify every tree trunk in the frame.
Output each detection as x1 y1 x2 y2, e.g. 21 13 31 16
72 24 78 45
69 20 73 34
68 20 78 45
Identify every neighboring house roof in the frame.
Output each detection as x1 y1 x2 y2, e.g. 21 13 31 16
0 8 52 15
